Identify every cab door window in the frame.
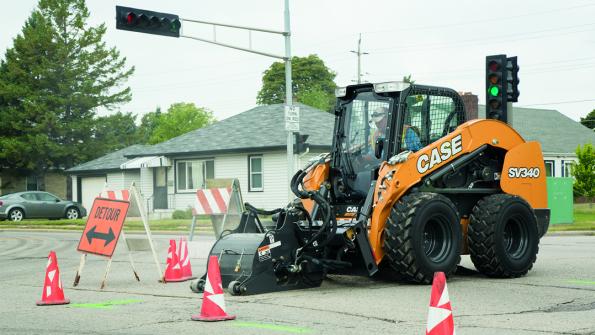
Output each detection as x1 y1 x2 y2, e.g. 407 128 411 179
401 94 458 151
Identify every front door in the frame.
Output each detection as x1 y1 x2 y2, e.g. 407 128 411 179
153 167 168 210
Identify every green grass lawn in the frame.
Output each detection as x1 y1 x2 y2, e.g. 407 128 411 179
0 217 213 232
549 203 595 232
2 204 594 232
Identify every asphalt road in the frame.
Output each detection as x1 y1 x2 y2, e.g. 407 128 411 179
0 230 594 335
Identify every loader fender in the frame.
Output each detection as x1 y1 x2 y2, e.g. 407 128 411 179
500 141 548 209
369 119 528 264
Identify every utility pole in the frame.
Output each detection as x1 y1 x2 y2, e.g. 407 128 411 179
284 0 295 201
350 33 368 84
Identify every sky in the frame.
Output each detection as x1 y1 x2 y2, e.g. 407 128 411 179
1 0 594 123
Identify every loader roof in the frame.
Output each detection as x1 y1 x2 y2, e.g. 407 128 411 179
478 106 594 154
134 103 335 157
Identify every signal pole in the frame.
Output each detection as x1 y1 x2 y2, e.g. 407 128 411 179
350 33 368 84
116 2 297 201
284 0 295 200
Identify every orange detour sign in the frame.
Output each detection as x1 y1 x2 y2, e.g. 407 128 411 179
77 198 130 257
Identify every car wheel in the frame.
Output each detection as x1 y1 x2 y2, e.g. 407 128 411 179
8 208 24 222
65 207 80 220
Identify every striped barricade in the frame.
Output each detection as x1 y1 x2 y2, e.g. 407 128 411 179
98 189 130 201
192 187 232 215
189 179 244 240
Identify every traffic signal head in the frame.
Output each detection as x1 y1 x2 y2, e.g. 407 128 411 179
116 6 181 38
486 54 508 123
293 133 309 154
506 56 520 102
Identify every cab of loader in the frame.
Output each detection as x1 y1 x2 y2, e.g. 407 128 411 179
330 82 466 205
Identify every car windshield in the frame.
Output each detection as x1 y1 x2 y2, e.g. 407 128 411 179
339 91 392 174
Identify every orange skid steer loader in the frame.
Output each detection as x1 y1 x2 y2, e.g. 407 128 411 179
191 79 549 296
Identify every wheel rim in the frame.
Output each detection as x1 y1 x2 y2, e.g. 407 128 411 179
10 210 23 222
423 215 452 263
67 209 78 219
503 215 529 259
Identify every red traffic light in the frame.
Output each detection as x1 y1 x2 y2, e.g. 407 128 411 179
116 6 181 38
126 12 136 25
488 60 500 72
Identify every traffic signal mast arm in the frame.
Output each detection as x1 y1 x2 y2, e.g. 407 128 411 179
116 6 288 60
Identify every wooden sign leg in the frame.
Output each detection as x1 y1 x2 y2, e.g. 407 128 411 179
73 253 87 287
100 258 113 290
120 230 140 281
189 215 197 241
130 183 164 282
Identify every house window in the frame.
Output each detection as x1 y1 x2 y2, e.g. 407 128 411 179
563 161 574 177
26 176 38 191
249 156 263 192
544 160 555 177
176 159 214 192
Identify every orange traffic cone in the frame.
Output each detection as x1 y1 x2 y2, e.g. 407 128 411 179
426 272 455 335
36 251 70 306
163 240 183 282
177 237 195 281
191 255 236 322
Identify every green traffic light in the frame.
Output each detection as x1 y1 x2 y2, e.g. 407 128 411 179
488 85 500 97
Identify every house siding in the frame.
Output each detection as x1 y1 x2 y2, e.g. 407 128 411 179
162 151 333 211
139 168 154 211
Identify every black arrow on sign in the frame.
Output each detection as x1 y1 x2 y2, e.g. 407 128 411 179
86 226 115 247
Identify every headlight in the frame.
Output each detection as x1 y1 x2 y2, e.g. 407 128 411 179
334 87 347 98
373 81 410 93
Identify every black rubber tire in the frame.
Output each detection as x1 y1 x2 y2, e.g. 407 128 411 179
190 278 205 293
228 280 243 296
468 194 539 278
383 192 462 284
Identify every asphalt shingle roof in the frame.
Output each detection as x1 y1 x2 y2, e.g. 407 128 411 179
135 103 335 157
67 144 149 173
479 106 594 153
70 104 593 173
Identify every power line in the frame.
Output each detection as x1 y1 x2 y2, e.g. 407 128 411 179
520 99 595 107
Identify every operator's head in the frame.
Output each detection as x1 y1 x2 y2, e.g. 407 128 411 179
371 106 388 129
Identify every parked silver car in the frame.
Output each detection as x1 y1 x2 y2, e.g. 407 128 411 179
0 191 87 222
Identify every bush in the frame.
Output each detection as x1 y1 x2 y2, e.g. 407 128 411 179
573 143 595 201
172 208 193 220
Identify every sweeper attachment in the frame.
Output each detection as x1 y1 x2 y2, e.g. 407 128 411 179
191 79 550 296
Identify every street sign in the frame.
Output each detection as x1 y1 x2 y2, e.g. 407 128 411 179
284 105 300 132
77 198 130 257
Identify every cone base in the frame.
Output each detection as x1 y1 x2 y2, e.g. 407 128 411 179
36 298 70 306
191 314 236 322
164 275 196 283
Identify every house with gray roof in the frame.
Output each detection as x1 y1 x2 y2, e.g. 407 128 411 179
68 103 334 214
68 102 592 216
479 106 594 178
67 144 150 211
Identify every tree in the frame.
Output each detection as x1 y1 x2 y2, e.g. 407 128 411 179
0 0 133 180
580 109 595 130
138 107 162 144
93 112 140 155
572 143 595 204
256 54 336 111
148 103 215 144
